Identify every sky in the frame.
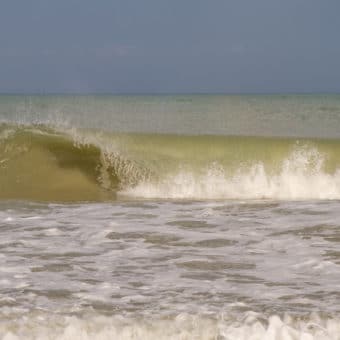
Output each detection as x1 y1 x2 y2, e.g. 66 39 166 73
0 0 339 94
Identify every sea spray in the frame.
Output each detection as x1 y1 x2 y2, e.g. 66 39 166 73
124 147 340 200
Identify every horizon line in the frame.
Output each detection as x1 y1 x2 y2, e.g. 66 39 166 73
0 91 340 96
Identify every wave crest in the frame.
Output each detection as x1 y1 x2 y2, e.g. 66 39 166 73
122 148 340 200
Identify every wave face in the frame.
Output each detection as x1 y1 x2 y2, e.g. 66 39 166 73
2 123 340 201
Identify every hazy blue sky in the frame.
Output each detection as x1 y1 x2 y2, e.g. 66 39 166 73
0 0 339 93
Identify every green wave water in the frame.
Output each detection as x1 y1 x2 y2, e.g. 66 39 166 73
2 123 340 201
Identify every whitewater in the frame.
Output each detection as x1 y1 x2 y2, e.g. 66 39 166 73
1 94 340 339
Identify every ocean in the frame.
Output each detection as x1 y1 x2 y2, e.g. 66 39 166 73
0 94 340 339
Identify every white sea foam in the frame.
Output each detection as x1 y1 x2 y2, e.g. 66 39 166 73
0 313 339 340
122 148 340 200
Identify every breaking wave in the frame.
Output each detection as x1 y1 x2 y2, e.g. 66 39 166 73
2 123 340 201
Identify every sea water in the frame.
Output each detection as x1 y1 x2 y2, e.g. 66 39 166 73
0 94 340 339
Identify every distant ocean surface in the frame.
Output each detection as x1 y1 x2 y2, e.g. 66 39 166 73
1 94 340 339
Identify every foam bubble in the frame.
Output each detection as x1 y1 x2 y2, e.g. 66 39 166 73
0 313 339 340
122 148 340 200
